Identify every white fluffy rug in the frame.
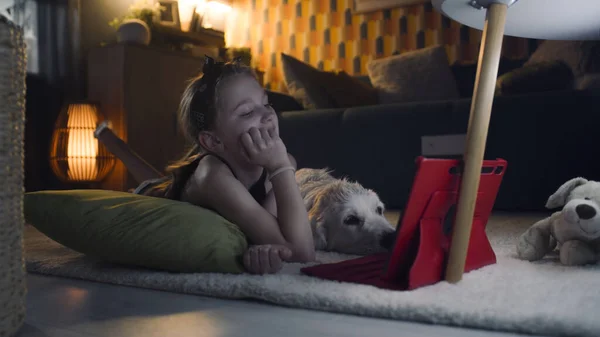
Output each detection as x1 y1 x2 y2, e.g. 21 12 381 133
24 212 600 337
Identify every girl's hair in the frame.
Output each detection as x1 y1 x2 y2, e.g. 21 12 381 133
179 56 255 147
142 56 256 200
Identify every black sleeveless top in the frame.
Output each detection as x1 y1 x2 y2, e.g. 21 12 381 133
135 153 268 205
192 153 268 203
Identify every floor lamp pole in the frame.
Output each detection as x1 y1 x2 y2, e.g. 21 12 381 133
445 2 508 283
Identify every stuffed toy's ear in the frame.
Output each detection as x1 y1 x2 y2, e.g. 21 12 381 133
546 177 588 209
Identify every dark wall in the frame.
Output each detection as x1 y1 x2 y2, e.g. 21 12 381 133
24 74 63 191
79 0 136 97
80 0 134 64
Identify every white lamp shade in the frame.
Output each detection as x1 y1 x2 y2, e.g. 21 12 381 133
432 0 600 40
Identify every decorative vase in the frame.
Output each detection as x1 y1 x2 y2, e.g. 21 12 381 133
0 14 27 337
116 19 151 46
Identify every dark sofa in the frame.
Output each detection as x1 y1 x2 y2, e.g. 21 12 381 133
272 61 600 212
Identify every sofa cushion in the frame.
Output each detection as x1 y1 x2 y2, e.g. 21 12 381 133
367 45 460 104
525 40 600 78
280 53 379 109
495 60 574 96
451 58 527 98
575 73 600 93
326 71 380 108
266 90 304 113
353 75 372 86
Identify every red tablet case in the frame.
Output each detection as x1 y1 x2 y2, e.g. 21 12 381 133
300 156 507 291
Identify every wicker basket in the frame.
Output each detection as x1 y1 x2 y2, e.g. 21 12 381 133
0 15 27 337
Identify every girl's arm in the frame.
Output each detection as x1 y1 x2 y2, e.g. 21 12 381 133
262 153 297 217
264 154 316 261
185 155 315 262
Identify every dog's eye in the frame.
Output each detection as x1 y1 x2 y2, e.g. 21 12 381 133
585 197 590 200
343 215 361 226
376 206 383 215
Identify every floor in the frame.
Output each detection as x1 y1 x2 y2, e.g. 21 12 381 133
15 274 546 337
15 211 547 337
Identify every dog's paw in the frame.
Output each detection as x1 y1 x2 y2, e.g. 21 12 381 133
516 227 552 261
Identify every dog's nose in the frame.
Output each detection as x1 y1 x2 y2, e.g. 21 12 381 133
380 231 396 250
576 204 596 220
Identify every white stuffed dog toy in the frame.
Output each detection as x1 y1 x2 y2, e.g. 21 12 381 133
516 177 600 266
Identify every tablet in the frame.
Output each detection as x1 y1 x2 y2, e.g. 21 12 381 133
381 156 507 285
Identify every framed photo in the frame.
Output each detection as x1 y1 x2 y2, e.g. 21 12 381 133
353 0 429 14
156 0 181 29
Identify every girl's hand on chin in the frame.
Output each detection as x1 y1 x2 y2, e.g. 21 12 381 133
240 126 291 171
243 244 293 274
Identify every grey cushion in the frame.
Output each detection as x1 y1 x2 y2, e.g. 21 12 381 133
266 90 304 113
576 73 600 92
495 60 574 96
366 45 460 104
280 53 379 109
353 76 372 86
525 40 600 78
280 53 334 109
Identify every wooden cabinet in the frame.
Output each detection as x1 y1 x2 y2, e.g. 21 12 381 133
87 44 205 192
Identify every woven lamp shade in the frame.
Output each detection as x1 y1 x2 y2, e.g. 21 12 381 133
49 102 115 183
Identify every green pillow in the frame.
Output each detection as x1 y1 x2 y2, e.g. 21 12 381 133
24 189 248 274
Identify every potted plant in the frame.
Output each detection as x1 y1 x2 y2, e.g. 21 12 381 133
109 0 161 46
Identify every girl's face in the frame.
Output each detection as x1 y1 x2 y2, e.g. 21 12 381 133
213 74 278 160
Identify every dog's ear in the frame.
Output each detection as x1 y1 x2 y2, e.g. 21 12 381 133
303 189 318 212
308 193 330 250
546 177 588 209
312 219 328 250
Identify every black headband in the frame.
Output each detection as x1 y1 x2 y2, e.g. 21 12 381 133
190 55 243 131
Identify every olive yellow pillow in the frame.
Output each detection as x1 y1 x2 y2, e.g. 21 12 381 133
24 189 248 274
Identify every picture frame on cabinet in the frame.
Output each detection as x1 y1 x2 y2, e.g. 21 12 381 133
156 0 181 29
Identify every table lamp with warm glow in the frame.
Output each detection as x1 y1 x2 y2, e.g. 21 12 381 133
49 102 115 183
430 0 600 284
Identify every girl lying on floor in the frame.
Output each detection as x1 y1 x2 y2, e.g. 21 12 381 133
133 56 315 275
